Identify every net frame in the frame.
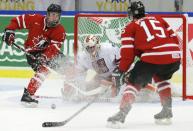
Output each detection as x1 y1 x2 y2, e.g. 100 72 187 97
74 13 190 100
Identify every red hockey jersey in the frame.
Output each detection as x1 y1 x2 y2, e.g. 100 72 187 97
119 16 181 72
6 14 66 60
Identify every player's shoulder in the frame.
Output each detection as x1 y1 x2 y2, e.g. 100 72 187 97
52 24 65 33
49 24 66 40
57 24 65 30
25 13 44 23
27 13 44 19
124 20 135 30
144 15 163 22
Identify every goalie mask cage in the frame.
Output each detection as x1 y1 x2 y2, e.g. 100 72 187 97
74 13 192 100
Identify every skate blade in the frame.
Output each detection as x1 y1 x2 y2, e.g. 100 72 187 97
155 118 172 125
21 101 38 108
106 121 124 129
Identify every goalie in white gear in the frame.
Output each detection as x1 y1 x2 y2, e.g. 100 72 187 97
61 35 157 102
61 35 121 100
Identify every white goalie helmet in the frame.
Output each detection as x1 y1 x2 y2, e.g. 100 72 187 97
83 35 101 58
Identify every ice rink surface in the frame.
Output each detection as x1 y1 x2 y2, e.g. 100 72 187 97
0 78 193 131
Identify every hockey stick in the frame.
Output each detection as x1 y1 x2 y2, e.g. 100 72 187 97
13 43 112 97
42 86 110 127
13 43 115 102
13 43 36 60
63 80 105 96
34 95 62 99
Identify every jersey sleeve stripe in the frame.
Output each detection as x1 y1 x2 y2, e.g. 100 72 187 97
22 15 26 28
152 43 179 49
120 45 134 49
16 16 21 28
141 51 181 57
166 27 172 31
121 37 135 42
170 33 177 37
53 44 60 51
51 40 63 44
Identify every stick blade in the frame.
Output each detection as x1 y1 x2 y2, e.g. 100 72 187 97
42 122 65 127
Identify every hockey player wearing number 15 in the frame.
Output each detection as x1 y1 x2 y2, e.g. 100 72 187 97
107 1 181 128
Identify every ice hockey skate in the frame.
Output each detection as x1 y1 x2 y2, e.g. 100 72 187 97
154 107 173 125
106 105 131 128
21 88 38 108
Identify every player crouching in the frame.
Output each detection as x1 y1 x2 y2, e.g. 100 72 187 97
61 34 121 101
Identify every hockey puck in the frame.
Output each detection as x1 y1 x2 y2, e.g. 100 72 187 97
51 104 56 109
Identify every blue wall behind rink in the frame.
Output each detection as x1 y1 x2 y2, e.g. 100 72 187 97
0 10 193 16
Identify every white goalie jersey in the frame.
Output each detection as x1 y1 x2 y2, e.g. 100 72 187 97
77 43 120 79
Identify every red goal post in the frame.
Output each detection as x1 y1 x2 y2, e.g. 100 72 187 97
74 13 191 100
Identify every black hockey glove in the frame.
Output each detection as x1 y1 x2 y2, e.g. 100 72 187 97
113 55 120 66
111 67 124 89
122 71 130 84
2 29 15 46
37 54 49 65
112 67 131 89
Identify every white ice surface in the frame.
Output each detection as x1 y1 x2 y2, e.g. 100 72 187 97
0 78 193 131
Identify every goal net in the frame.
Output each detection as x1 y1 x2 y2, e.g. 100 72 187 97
73 13 192 101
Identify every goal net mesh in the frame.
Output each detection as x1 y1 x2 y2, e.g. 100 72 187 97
73 13 192 102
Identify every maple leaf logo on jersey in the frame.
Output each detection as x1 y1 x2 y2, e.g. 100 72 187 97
32 35 47 46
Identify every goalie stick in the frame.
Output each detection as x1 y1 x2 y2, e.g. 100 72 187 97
63 80 106 96
42 86 110 127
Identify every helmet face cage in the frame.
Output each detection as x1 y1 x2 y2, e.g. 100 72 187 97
128 1 145 20
46 4 62 27
83 35 100 58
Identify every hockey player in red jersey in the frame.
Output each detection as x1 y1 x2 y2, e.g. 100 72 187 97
107 1 181 128
2 4 66 107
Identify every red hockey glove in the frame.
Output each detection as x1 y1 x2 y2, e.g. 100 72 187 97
2 29 15 46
